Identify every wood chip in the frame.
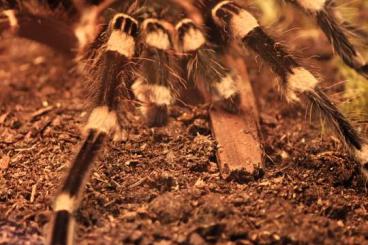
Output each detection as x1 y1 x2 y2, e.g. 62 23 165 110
31 106 54 121
0 155 11 170
209 54 263 177
0 112 9 125
30 184 37 203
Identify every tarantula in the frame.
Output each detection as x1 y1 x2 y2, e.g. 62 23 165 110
1 0 368 244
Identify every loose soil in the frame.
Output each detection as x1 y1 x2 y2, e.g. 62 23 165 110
1 37 367 245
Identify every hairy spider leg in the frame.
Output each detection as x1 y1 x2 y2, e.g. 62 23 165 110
85 13 138 139
49 13 139 245
49 130 105 245
175 17 241 113
286 0 368 78
132 17 180 127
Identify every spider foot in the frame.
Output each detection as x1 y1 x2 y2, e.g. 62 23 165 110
142 103 168 127
111 126 128 142
132 78 173 128
211 73 241 114
216 92 241 114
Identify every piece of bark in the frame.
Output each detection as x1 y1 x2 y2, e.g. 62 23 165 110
0 13 78 56
1 1 114 56
210 55 263 178
15 14 79 56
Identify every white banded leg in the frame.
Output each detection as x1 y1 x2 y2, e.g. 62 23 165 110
49 13 139 245
175 18 241 113
133 17 179 127
49 129 105 245
50 194 76 245
85 13 139 140
211 73 241 113
132 78 174 127
206 0 368 177
286 0 368 78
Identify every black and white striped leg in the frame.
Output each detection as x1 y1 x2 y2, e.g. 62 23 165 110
49 13 139 245
132 76 174 127
211 72 241 113
207 0 368 178
50 130 105 245
287 0 368 78
132 18 178 127
86 13 138 140
175 18 241 113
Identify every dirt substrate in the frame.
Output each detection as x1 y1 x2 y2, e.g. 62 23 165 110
1 38 368 245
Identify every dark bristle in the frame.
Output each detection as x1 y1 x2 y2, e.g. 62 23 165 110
316 10 367 77
123 18 132 33
243 27 299 83
305 88 363 150
145 22 170 37
130 20 139 38
50 210 72 245
82 23 109 60
192 49 229 86
140 48 179 90
195 0 230 47
205 17 231 49
215 7 233 34
341 21 368 42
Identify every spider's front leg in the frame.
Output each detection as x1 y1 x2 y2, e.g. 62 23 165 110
131 17 180 127
199 0 368 179
49 13 139 245
285 0 368 78
175 18 241 113
84 13 139 140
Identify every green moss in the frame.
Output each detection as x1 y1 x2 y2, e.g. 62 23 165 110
339 61 368 119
